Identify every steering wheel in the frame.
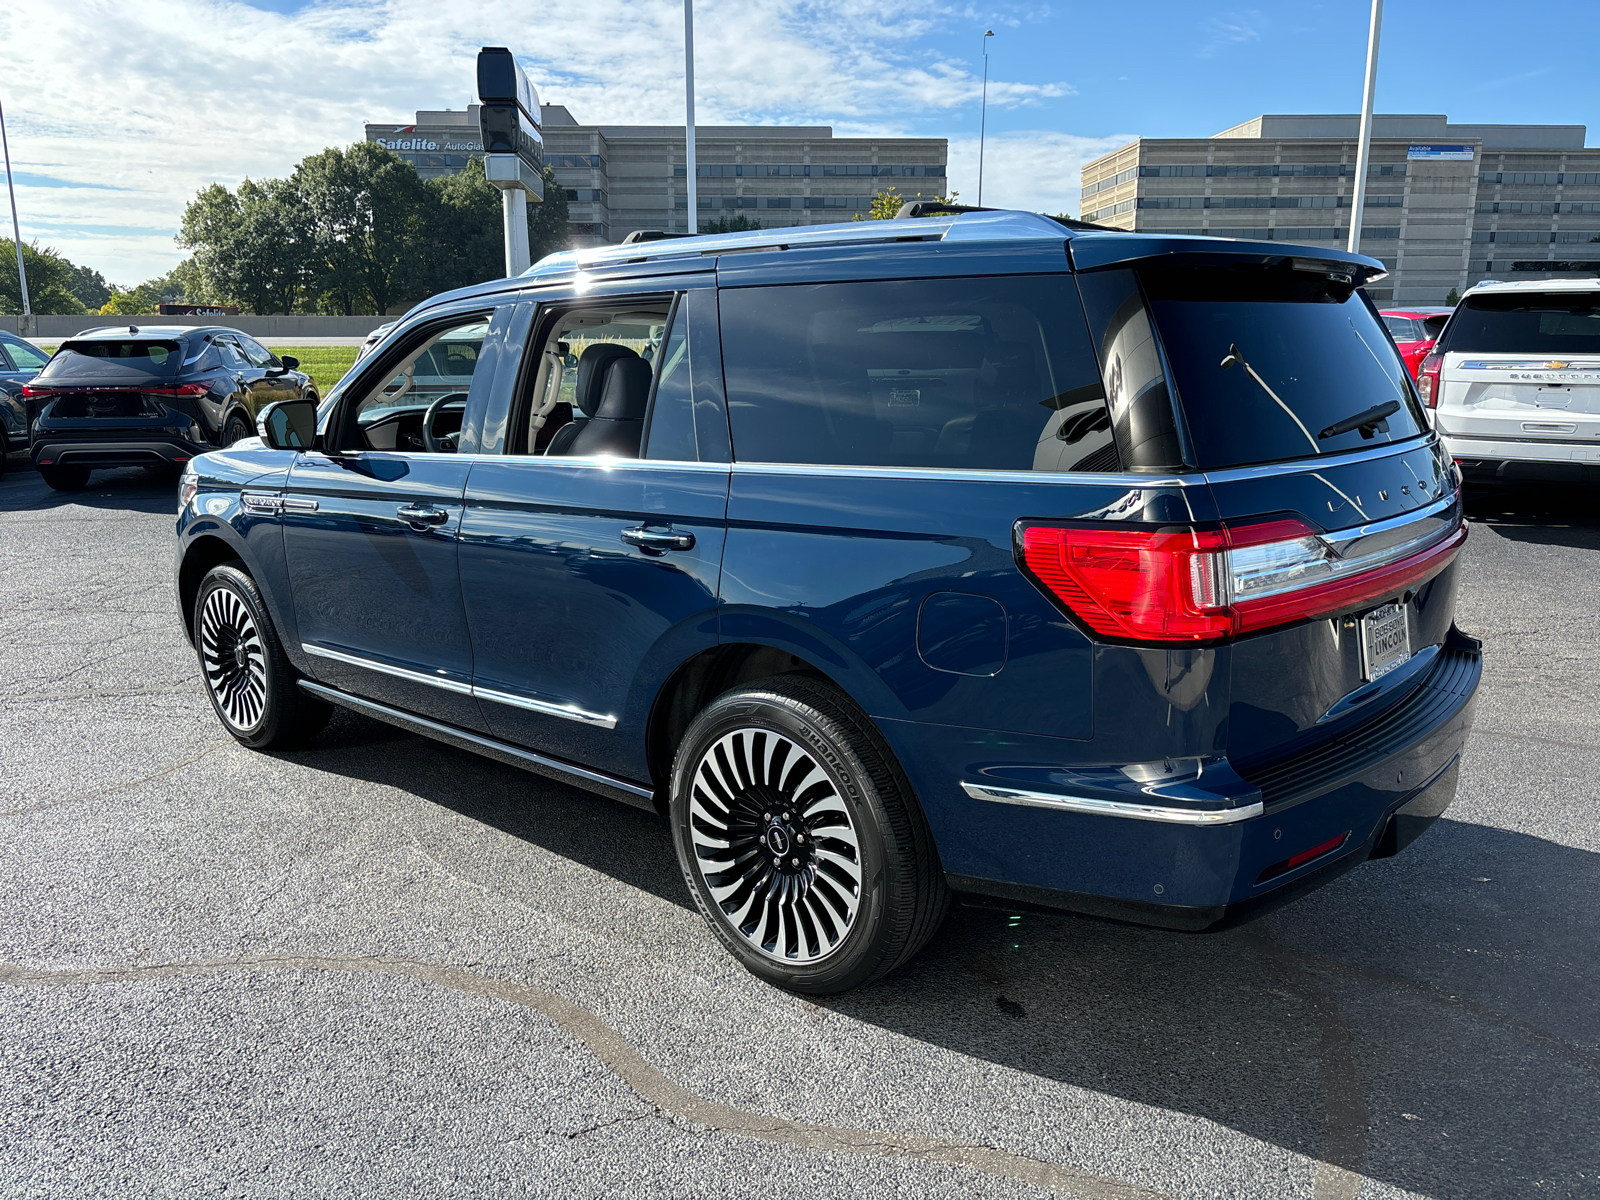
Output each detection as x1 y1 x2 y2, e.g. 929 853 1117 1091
423 393 468 453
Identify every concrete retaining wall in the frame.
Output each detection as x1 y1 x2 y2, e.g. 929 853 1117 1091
2 314 390 339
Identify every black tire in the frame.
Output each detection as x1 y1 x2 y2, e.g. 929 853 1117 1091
39 464 90 491
670 674 948 994
223 412 253 446
193 563 331 750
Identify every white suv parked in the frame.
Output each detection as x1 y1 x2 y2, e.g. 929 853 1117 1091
1420 278 1600 485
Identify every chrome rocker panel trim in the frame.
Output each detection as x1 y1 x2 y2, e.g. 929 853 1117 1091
297 680 655 812
301 643 617 729
961 782 1264 825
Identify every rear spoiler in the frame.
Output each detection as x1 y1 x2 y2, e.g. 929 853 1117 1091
1066 232 1388 286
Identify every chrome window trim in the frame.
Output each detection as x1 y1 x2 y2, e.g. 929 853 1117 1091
472 685 617 730
962 782 1263 825
452 453 731 473
302 644 618 729
302 643 474 696
731 461 1199 487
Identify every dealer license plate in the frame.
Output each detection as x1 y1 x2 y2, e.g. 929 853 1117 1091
1360 603 1412 681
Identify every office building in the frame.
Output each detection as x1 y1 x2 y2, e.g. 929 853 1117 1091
367 106 947 249
1080 114 1600 304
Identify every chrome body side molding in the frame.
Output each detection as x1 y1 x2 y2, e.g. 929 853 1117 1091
300 644 617 728
297 680 656 812
961 781 1264 825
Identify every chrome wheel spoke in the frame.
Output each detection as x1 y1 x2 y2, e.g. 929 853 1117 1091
199 586 269 733
687 726 862 964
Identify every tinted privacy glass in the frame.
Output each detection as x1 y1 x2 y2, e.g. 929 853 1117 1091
1132 260 1425 470
644 305 695 461
720 276 1115 473
1440 292 1600 355
38 340 182 383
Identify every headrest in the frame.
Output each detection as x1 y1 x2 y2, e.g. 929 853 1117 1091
594 357 654 421
574 342 639 417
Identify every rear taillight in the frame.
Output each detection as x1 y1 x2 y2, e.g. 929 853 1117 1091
20 384 55 398
1020 516 1467 646
1417 351 1443 408
150 384 210 397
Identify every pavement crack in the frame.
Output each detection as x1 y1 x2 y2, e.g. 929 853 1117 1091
0 739 232 817
0 954 1166 1200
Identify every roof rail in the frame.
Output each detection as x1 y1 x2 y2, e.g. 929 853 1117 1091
894 201 995 220
1044 214 1131 234
620 230 693 245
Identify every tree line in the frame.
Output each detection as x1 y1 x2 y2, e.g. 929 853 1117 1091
2 143 570 317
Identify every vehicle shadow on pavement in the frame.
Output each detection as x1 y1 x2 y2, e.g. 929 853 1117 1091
289 708 1597 1198
0 464 179 515
1465 482 1600 549
833 816 1599 1200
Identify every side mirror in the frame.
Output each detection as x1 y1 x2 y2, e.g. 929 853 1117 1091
279 354 300 370
257 398 319 450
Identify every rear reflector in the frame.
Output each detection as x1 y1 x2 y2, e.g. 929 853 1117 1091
1020 513 1467 646
1256 831 1351 884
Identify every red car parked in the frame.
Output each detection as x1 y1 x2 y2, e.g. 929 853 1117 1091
1382 307 1453 379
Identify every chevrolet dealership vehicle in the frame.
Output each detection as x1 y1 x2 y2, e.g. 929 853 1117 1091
173 211 1479 993
1419 280 1600 485
1382 307 1452 380
26 325 316 491
0 331 50 479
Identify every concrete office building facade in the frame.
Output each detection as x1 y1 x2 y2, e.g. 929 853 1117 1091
368 106 946 249
1080 114 1600 304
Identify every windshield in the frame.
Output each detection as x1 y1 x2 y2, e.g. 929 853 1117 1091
1439 292 1600 356
36 339 183 384
1132 260 1426 470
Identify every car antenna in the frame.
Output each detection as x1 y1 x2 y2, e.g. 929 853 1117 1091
129 325 138 334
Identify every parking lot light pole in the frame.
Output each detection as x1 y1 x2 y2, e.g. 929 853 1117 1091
684 0 698 235
0 97 31 328
1348 0 1383 255
977 30 994 206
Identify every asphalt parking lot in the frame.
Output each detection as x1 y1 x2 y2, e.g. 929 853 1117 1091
1 458 1596 1200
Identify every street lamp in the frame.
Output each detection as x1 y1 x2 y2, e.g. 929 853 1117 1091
977 30 994 206
684 0 698 234
0 97 30 327
1348 0 1383 255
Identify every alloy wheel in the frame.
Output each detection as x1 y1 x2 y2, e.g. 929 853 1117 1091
687 728 863 963
199 586 268 732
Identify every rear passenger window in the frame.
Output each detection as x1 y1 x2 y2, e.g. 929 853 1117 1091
719 276 1117 473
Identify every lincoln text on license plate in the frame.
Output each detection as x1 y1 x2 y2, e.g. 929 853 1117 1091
1359 602 1411 681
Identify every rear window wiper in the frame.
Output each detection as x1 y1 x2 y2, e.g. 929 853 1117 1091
1318 400 1400 441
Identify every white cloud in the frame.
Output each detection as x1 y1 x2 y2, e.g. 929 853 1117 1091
945 131 1135 215
1198 10 1265 58
0 0 1083 281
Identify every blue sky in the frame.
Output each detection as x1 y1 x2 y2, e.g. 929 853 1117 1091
3 0 1598 285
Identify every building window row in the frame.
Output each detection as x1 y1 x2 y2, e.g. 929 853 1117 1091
1476 201 1600 214
1082 166 1138 198
1138 163 1406 179
1474 259 1600 274
394 152 478 171
547 154 604 169
1154 226 1402 240
1083 199 1135 221
567 222 609 238
1138 195 1403 210
1480 172 1600 185
563 189 606 203
672 195 873 210
671 163 944 178
1473 230 1600 243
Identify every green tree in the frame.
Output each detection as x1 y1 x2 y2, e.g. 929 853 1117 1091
1445 287 1460 306
179 179 309 314
68 263 112 310
0 239 88 314
858 189 960 221
528 165 570 266
700 214 764 234
427 156 503 291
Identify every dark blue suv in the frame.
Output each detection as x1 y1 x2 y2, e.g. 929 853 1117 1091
173 211 1480 994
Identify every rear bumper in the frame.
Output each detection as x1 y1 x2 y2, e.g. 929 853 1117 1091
896 627 1482 932
1441 431 1600 484
31 434 206 471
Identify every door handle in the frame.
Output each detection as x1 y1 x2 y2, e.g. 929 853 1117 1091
396 503 450 530
621 525 695 554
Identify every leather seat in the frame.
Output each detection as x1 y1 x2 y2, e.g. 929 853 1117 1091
545 342 641 456
547 355 654 458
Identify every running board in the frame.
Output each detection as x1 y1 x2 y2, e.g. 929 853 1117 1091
297 680 659 813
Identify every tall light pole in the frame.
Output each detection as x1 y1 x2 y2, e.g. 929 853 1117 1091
0 97 30 326
977 30 994 205
684 0 698 234
1347 0 1383 255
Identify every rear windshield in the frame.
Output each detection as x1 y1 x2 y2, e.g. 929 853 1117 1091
1439 292 1600 355
1082 260 1426 471
37 340 184 384
1383 315 1420 341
